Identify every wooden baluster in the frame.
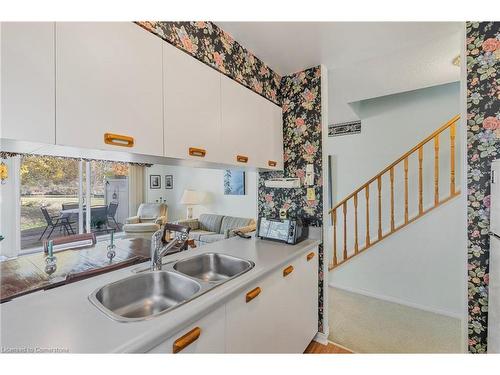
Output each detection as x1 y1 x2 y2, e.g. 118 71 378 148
332 209 338 266
434 135 440 206
450 123 456 196
404 157 409 224
390 167 395 232
354 193 359 254
365 185 370 247
377 176 382 240
342 202 347 260
418 147 423 214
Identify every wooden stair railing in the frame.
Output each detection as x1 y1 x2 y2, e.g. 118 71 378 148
329 114 461 270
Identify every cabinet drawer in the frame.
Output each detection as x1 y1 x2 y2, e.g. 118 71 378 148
147 305 225 353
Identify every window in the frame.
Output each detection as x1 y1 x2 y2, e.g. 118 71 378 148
18 156 129 252
20 156 80 250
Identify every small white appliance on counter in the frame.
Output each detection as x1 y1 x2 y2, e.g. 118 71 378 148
488 159 500 353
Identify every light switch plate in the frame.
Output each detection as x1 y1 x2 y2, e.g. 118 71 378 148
305 164 314 186
307 187 316 201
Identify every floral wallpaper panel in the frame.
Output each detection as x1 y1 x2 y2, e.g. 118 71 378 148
258 66 324 331
136 21 281 105
466 21 500 353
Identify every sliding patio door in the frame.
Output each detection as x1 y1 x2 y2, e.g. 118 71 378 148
14 156 130 254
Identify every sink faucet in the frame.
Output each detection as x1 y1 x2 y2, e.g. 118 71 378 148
150 229 179 271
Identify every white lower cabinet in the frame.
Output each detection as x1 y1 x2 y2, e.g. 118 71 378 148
148 305 225 353
274 249 318 352
225 248 318 353
225 267 282 353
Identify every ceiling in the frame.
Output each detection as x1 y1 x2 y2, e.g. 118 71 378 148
216 22 463 76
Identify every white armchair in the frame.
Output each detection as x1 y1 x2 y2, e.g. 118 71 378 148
123 203 167 238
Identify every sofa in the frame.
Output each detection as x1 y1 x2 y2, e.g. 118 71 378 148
122 203 168 239
176 214 256 246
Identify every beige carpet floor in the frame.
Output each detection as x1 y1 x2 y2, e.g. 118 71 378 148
328 287 463 353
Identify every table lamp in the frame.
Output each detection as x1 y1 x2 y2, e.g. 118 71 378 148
180 189 201 219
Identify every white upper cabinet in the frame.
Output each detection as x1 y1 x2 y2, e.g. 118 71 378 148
163 42 222 163
221 75 283 170
270 104 284 170
1 22 55 144
55 22 163 156
253 94 283 170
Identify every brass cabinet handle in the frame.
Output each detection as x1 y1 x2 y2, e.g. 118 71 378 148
173 327 201 353
104 133 134 147
189 147 206 157
236 155 249 163
307 252 315 261
283 265 294 277
246 287 261 303
268 160 277 167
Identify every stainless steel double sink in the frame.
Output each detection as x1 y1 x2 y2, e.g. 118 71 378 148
89 253 254 322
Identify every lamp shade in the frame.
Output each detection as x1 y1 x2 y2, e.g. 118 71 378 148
180 189 201 205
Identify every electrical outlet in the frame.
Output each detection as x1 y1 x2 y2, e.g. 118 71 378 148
307 187 316 201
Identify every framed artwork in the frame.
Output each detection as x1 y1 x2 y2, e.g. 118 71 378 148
224 170 245 195
165 175 173 189
150 175 161 189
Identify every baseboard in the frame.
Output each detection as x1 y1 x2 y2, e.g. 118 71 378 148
329 283 463 320
313 331 329 345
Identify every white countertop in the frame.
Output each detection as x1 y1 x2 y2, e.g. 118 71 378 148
0 236 319 353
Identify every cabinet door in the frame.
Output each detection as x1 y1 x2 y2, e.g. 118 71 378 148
279 250 318 353
274 249 318 352
163 42 222 163
270 104 284 170
56 22 163 156
225 270 282 353
221 75 266 168
1 22 55 144
253 98 283 170
148 305 225 353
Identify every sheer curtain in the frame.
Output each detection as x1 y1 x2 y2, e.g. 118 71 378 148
128 165 145 216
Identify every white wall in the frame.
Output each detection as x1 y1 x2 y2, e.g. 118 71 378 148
328 31 461 124
326 82 466 317
145 164 258 222
329 196 466 318
328 82 461 203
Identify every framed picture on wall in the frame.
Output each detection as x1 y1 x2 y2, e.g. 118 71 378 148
165 175 173 189
224 170 245 195
150 175 161 189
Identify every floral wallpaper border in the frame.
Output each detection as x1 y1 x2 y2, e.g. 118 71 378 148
258 66 324 331
466 21 500 353
136 21 281 105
